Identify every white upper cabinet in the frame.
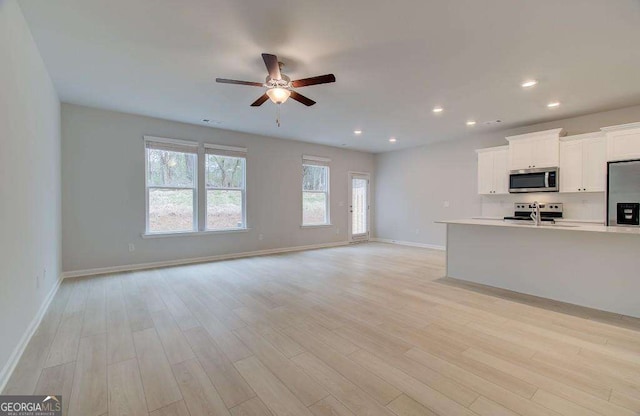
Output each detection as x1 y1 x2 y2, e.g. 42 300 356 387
582 137 607 192
559 133 606 193
492 148 509 194
602 122 640 161
560 140 583 192
477 146 508 195
506 128 564 170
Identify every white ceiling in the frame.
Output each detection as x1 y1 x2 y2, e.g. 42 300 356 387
18 0 640 153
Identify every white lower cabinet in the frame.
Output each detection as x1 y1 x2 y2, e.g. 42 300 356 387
560 134 606 193
477 146 508 195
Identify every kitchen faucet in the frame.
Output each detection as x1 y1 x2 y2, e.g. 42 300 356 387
530 201 541 226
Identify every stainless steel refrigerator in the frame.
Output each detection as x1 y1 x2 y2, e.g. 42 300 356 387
607 159 640 226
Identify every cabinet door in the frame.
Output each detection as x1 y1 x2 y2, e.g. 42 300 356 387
509 139 533 170
582 137 606 192
607 129 640 161
532 136 560 168
559 141 583 193
477 152 494 194
492 149 509 194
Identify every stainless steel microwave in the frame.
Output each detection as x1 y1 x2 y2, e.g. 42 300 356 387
509 167 559 193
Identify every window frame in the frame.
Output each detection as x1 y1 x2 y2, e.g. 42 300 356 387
204 144 248 231
302 155 331 227
144 136 199 235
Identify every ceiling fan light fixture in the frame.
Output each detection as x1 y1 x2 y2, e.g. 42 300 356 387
266 87 291 104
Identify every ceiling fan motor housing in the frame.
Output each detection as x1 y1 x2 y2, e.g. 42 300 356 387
265 74 292 89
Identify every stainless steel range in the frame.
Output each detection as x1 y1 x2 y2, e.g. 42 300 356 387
504 202 563 223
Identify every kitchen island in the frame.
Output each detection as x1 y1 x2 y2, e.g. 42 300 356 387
438 219 640 318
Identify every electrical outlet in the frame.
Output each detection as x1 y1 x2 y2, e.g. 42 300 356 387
443 201 450 208
258 234 264 241
128 243 135 252
336 227 340 234
415 228 420 234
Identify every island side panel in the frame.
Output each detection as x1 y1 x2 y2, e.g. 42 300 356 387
445 223 640 318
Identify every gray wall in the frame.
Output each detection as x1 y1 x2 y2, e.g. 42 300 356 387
61 104 374 272
0 0 61 386
375 105 640 247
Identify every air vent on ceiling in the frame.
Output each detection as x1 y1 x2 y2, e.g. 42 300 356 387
482 119 503 126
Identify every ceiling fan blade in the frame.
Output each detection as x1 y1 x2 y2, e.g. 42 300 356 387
250 93 269 107
290 91 316 106
291 74 336 88
216 78 264 87
262 53 282 80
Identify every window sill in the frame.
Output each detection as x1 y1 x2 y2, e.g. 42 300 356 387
300 224 333 229
142 228 250 239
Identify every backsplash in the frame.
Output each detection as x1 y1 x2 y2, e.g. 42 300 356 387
481 192 605 223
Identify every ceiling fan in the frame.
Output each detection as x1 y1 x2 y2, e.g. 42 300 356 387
216 53 336 107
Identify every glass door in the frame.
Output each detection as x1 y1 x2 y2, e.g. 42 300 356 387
349 173 370 241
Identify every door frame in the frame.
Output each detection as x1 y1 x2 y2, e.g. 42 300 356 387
347 171 371 242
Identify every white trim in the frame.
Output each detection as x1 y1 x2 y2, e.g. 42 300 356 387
600 121 640 132
302 154 331 163
0 276 62 393
204 143 247 153
560 131 603 142
506 128 566 142
143 135 199 147
476 145 508 153
142 228 250 238
62 241 350 279
371 238 446 251
300 224 333 229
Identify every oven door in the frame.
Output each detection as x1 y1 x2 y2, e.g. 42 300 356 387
509 168 558 193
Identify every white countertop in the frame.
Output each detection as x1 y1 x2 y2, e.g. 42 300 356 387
437 218 640 235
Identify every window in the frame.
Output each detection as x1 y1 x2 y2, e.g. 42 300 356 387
205 144 247 230
145 138 198 233
302 155 330 225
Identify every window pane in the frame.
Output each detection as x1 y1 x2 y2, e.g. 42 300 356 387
206 155 245 188
148 188 194 232
352 178 368 235
147 149 196 187
303 192 327 225
207 190 243 229
303 165 327 191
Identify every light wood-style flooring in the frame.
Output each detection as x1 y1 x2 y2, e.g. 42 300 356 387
4 242 640 416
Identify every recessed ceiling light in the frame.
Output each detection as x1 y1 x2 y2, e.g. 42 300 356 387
433 107 444 113
353 130 362 135
466 120 476 126
547 102 560 108
389 137 397 143
521 80 538 88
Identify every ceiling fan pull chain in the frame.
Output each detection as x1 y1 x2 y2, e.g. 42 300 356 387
276 104 281 127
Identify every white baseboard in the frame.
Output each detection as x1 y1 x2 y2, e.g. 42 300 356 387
372 237 446 251
62 240 350 279
0 276 62 393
